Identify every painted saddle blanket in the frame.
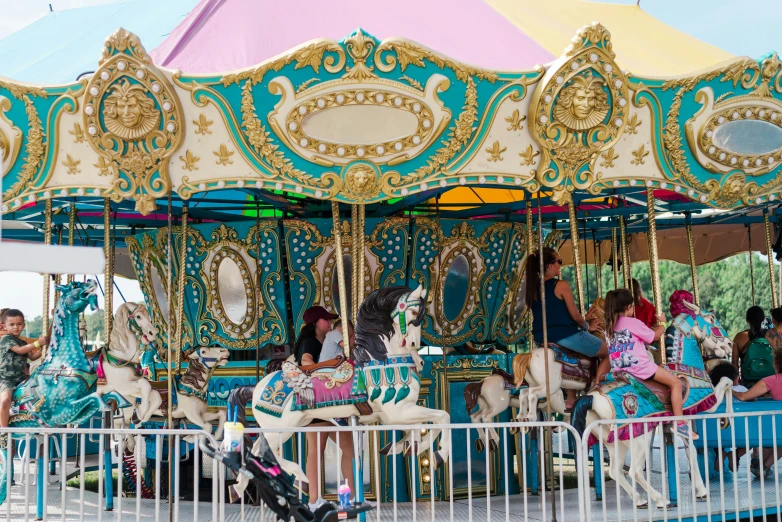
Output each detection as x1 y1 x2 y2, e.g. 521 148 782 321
255 359 368 418
550 343 594 386
589 363 715 444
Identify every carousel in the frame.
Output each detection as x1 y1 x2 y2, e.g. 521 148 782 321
1 0 782 520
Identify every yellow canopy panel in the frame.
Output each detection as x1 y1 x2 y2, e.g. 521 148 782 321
487 0 734 77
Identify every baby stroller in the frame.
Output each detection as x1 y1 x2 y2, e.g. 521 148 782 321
199 434 373 522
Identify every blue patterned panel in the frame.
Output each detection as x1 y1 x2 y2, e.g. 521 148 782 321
183 221 286 350
283 219 335 335
367 217 410 288
490 224 527 344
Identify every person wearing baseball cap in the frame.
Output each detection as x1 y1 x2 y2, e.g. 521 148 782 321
295 306 339 367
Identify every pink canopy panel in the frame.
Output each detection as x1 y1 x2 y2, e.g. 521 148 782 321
150 0 555 73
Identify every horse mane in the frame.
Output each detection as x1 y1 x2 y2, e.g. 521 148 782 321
353 286 413 366
180 357 208 390
109 302 140 353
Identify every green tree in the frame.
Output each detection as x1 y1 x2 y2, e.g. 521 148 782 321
561 253 777 339
85 312 104 343
24 316 42 338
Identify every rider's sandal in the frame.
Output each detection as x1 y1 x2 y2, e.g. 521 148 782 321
675 423 698 440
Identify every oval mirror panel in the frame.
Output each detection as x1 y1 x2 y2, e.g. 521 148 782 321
512 279 527 329
302 106 419 145
218 256 249 325
149 261 169 321
331 254 353 318
443 254 470 323
712 120 782 155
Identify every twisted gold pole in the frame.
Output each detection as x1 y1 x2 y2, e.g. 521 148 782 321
567 196 585 314
611 228 619 290
526 201 534 349
41 199 52 348
67 203 75 285
646 188 665 361
175 206 188 374
748 225 757 307
165 195 173 518
350 204 359 324
764 209 779 308
332 202 351 356
103 198 113 344
619 216 631 288
358 204 366 309
595 237 603 299
685 215 700 306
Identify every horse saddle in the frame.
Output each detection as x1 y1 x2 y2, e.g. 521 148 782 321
492 368 526 391
299 356 346 375
551 344 596 386
610 370 689 408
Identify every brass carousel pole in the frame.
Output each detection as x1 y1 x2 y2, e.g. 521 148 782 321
166 195 174 518
594 232 603 300
40 199 52 365
526 201 534 350
567 196 586 315
103 199 114 344
619 216 631 288
358 204 366 306
67 203 76 284
351 204 359 324
537 192 556 520
684 213 700 307
611 228 619 290
175 206 188 374
764 209 779 309
748 225 757 307
331 202 351 356
645 188 665 360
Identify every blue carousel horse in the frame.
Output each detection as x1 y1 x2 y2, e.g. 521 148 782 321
0 280 129 505
571 294 734 508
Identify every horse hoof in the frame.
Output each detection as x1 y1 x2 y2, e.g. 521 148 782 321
509 426 519 435
131 413 141 425
379 442 393 456
488 440 498 453
636 502 649 510
697 495 708 502
475 439 485 453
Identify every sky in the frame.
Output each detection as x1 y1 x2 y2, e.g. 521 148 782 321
0 0 780 320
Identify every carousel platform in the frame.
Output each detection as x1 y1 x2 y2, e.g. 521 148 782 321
4 468 781 522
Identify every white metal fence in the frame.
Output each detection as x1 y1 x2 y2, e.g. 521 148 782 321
2 409 782 521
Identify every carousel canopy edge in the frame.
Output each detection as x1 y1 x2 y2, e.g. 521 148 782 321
2 24 782 216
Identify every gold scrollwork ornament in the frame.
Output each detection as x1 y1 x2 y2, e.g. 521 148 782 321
82 28 184 215
529 23 629 192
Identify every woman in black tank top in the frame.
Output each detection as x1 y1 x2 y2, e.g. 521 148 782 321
526 247 609 409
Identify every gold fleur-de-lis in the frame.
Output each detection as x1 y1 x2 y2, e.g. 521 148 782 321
600 147 619 169
180 150 200 171
94 157 113 176
486 141 506 162
193 114 213 135
631 144 650 165
519 145 540 166
62 154 81 175
505 109 526 131
626 114 641 135
213 144 235 166
69 123 85 143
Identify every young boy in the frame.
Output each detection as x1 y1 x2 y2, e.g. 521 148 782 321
318 319 355 362
0 310 47 428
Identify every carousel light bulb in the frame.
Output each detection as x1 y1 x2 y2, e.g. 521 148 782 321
421 429 428 435
422 474 431 483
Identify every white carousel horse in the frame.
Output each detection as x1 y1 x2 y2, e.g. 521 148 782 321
571 298 734 508
137 346 230 442
95 302 162 423
231 285 452 498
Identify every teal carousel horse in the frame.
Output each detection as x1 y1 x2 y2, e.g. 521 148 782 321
0 280 129 505
571 290 734 508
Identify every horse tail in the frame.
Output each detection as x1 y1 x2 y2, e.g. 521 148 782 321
227 386 256 429
464 382 482 416
570 394 593 438
265 358 286 375
512 353 532 387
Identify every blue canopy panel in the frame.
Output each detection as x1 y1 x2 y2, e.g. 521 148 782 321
0 0 198 84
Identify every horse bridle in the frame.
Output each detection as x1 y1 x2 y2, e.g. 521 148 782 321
391 294 424 336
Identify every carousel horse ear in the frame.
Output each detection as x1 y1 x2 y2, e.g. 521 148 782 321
682 300 700 312
183 348 197 359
